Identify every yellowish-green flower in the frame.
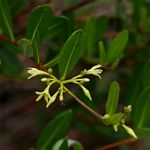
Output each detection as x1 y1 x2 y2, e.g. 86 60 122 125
46 91 59 108
27 64 103 107
86 64 102 79
122 124 137 139
27 67 49 79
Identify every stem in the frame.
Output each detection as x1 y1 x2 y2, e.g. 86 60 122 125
63 86 102 120
95 138 136 150
0 34 17 45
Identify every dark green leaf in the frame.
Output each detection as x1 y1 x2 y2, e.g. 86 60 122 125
26 5 68 64
95 16 108 41
141 18 150 32
68 139 84 150
2 41 21 54
136 128 150 138
110 59 120 70
125 65 142 105
8 0 26 17
134 86 150 128
26 5 68 40
59 29 83 79
26 5 53 39
32 30 40 63
142 60 150 87
106 30 128 65
44 16 68 40
36 110 72 150
98 41 106 65
52 137 68 150
18 39 33 57
106 81 120 115
0 49 22 75
59 138 68 150
132 0 145 27
82 17 95 57
26 5 53 63
0 0 14 40
44 55 61 68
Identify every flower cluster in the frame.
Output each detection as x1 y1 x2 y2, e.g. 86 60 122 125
27 64 102 108
102 105 137 139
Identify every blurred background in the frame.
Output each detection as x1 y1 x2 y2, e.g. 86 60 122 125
0 0 150 149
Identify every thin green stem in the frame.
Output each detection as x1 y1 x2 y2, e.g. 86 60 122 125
63 86 102 120
72 74 84 79
63 79 74 84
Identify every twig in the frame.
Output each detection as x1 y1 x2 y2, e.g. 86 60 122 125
95 138 136 150
0 34 17 45
64 86 102 120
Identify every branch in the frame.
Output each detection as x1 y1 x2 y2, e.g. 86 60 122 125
64 86 102 120
95 138 136 150
0 34 17 45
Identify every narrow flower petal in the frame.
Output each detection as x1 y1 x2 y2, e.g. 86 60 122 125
35 92 44 101
27 67 49 79
90 64 102 70
86 64 102 79
76 78 90 82
59 89 64 101
46 91 59 108
122 124 137 139
80 85 92 101
44 93 50 103
113 124 119 132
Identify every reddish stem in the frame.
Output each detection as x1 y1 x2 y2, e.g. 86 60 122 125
95 138 136 150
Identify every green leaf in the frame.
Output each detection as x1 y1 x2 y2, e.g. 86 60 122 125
106 30 128 65
44 55 61 68
52 139 64 150
106 81 120 115
26 5 53 64
7 0 26 17
32 30 40 63
68 139 84 150
36 110 72 150
26 5 67 40
141 18 150 32
26 5 68 64
142 60 150 87
110 59 120 70
134 86 150 128
26 5 53 39
82 17 95 57
0 48 22 75
98 41 106 65
59 29 83 79
18 39 33 57
135 128 150 138
2 41 21 54
52 137 68 150
45 16 68 40
95 16 108 41
59 138 68 150
0 0 14 40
